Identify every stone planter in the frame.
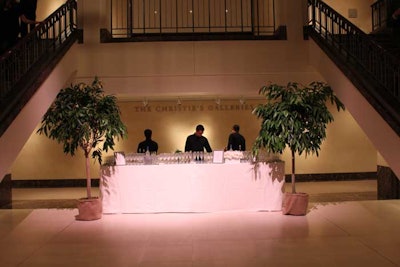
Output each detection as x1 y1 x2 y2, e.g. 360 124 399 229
76 197 102 221
282 192 309 216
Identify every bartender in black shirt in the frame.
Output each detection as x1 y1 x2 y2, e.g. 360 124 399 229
184 124 212 152
137 129 158 153
227 124 246 151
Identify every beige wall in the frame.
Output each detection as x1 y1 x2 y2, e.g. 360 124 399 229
36 0 66 20
0 0 71 180
117 99 262 153
11 97 377 179
1 46 78 180
7 0 382 180
324 0 375 33
308 39 400 177
73 40 317 100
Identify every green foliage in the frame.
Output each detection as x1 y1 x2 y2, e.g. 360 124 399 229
252 82 345 158
37 77 127 165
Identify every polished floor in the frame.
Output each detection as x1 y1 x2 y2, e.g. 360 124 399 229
1 180 400 267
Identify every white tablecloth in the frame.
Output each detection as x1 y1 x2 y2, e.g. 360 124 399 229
100 162 285 214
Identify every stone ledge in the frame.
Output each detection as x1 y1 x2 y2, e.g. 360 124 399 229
12 178 100 188
285 172 376 183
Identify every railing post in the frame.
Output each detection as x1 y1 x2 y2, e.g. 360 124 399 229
158 0 162 33
250 0 253 32
240 0 243 32
224 0 227 32
311 0 316 28
272 0 276 32
110 0 113 36
192 0 195 32
128 0 132 36
69 0 74 33
143 0 146 34
176 0 178 33
256 0 259 35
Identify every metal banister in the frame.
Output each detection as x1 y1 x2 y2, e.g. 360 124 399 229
0 0 78 137
307 0 400 135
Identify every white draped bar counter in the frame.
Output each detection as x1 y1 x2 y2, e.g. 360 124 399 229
100 162 285 214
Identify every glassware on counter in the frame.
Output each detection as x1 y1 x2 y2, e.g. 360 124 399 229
116 151 249 165
125 153 145 165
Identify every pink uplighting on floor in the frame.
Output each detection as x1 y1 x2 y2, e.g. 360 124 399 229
1 199 400 267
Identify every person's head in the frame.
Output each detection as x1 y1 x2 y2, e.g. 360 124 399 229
144 129 152 139
195 124 204 136
232 124 240 133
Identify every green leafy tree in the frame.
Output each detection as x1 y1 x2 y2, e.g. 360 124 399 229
37 77 127 198
252 82 345 193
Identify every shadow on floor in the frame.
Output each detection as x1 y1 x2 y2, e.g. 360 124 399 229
0 191 377 209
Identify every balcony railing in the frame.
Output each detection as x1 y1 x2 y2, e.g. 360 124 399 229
307 0 400 134
107 0 280 41
0 0 78 136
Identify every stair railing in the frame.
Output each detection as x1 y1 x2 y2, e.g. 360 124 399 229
0 0 78 137
307 0 400 135
0 0 77 102
308 0 399 103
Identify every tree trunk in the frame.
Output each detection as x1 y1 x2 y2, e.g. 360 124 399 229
85 155 92 199
291 149 296 193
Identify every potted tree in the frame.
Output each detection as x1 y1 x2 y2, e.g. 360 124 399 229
252 82 345 215
37 77 127 220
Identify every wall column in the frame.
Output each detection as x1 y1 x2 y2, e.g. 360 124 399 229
0 174 12 208
377 166 400 199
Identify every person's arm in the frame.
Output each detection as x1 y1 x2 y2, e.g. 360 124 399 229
227 133 233 150
204 138 212 153
20 14 40 25
242 138 246 151
184 136 191 152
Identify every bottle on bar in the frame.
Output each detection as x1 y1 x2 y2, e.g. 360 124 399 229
144 146 152 165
